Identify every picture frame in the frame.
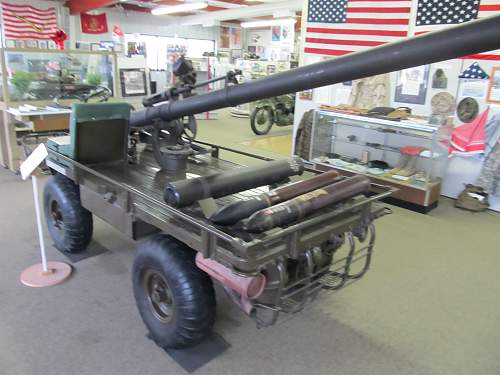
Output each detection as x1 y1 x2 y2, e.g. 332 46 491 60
486 67 500 104
120 68 147 97
394 65 430 105
25 40 38 49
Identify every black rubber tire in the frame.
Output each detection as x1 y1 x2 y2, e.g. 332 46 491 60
132 234 216 349
250 107 274 135
43 173 93 253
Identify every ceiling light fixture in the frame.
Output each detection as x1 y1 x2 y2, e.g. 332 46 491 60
151 2 208 15
240 18 296 28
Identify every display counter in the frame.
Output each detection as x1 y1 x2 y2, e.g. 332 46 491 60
308 110 451 212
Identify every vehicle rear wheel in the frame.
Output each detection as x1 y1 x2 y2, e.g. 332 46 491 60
43 173 93 253
132 234 216 349
250 107 274 135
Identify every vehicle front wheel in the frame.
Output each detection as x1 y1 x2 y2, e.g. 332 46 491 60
250 107 274 135
43 173 93 253
132 235 216 349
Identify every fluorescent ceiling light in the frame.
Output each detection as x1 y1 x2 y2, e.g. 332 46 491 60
241 18 296 28
151 2 208 15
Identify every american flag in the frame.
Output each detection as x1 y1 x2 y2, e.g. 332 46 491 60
304 0 412 56
413 0 500 60
1 2 57 40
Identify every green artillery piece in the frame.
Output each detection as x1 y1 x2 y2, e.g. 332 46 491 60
42 16 500 350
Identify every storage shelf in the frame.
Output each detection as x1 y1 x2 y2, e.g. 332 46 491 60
329 138 444 159
314 161 440 191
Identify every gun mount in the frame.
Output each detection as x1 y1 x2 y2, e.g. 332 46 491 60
129 15 500 171
136 55 242 171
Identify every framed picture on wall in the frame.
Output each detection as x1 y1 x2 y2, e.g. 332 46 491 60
394 65 430 105
120 68 147 97
486 67 500 104
25 40 38 48
219 26 230 49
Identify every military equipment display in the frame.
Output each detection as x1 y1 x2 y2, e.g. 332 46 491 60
210 170 340 225
41 16 500 350
244 175 372 233
164 156 304 207
250 94 295 135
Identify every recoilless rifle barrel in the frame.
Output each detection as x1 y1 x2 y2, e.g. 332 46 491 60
164 157 304 208
130 16 500 127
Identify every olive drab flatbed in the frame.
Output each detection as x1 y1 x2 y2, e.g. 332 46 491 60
41 16 500 349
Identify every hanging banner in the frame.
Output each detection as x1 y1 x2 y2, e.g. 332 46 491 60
81 12 108 34
0 2 57 40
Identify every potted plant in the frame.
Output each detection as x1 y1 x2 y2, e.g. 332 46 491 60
86 72 102 86
10 71 34 99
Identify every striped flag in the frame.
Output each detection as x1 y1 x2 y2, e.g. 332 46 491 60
304 0 412 57
413 0 500 60
1 2 57 40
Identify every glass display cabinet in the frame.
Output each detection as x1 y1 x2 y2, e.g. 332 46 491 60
0 48 119 172
309 109 452 212
0 48 117 104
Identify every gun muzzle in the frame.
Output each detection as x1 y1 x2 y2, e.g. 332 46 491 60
210 170 340 225
244 175 371 233
164 157 304 207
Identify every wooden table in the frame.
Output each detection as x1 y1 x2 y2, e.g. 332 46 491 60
0 105 71 172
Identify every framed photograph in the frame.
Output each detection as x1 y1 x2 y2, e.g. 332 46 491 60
25 40 38 48
394 65 430 105
486 67 500 104
120 68 147 97
219 26 230 49
271 26 280 42
230 27 241 49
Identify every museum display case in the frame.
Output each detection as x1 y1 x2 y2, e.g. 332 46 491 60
0 48 118 105
309 109 452 212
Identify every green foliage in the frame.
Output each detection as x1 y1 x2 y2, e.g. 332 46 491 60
86 72 102 86
10 71 34 95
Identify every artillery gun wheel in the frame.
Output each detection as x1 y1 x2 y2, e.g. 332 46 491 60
132 235 216 349
250 107 274 135
43 174 93 253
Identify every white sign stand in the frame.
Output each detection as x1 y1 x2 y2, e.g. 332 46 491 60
19 144 72 287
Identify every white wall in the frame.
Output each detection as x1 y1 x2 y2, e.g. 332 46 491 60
69 8 218 48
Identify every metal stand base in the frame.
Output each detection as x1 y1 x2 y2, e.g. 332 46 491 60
20 261 72 288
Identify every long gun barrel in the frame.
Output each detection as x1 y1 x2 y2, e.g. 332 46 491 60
130 16 500 127
164 157 304 207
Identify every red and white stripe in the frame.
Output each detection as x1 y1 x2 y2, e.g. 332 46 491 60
304 0 411 57
413 0 500 60
1 2 57 40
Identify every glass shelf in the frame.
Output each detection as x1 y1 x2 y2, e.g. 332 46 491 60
310 110 451 190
